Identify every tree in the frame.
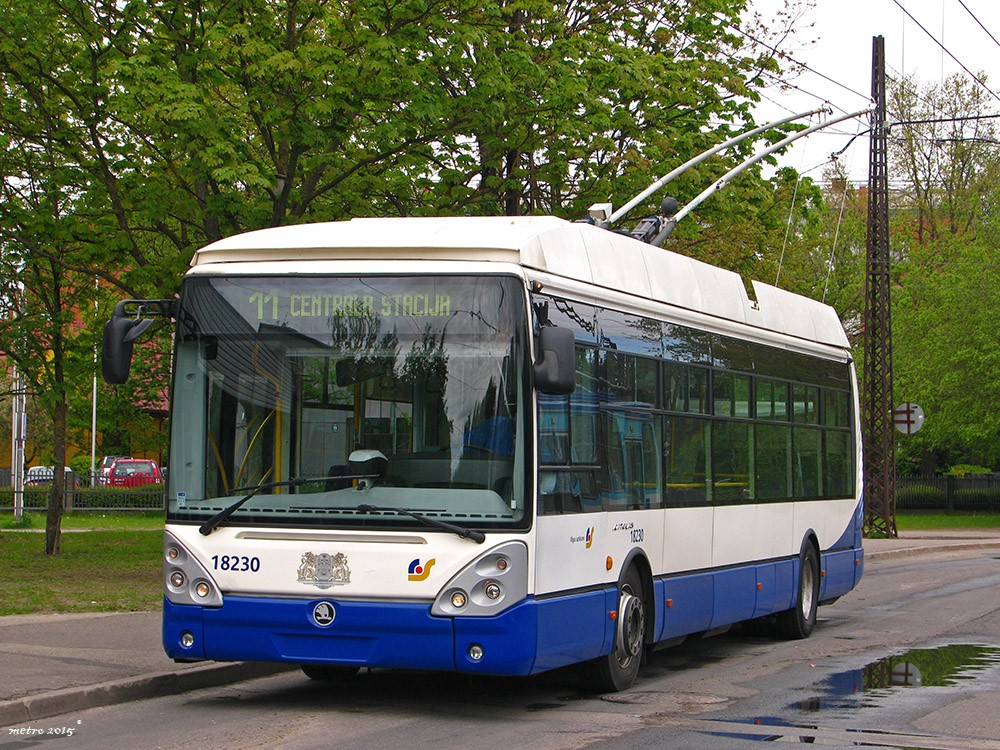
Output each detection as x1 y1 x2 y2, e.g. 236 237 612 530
760 161 867 340
0 0 814 551
887 73 1000 472
0 0 166 551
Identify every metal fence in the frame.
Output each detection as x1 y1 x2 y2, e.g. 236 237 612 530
3 474 999 514
897 475 1000 513
0 471 165 513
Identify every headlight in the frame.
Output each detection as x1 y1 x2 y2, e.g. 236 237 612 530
431 541 527 617
163 531 224 607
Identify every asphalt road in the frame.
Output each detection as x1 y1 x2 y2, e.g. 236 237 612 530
5 548 1000 750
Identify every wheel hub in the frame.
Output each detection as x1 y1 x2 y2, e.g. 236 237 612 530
616 591 645 664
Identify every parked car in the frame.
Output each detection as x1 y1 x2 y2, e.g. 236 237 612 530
98 455 131 485
107 458 163 488
25 466 76 487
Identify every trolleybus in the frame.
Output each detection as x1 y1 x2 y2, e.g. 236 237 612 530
103 214 863 692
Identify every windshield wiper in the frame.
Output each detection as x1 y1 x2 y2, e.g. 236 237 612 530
356 504 486 543
198 473 376 536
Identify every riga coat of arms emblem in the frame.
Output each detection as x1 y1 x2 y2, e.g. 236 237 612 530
298 551 351 589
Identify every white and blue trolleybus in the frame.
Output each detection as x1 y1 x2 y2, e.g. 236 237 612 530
103 214 863 692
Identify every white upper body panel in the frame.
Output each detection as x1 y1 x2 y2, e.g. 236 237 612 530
190 216 850 352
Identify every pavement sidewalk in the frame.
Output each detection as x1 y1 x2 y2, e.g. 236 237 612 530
3 530 1000 728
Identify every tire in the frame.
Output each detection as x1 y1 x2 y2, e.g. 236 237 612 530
301 664 361 681
582 566 647 692
776 544 820 640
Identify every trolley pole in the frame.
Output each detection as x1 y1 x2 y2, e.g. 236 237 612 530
862 35 898 538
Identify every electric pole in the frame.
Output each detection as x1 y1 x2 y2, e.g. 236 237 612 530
863 35 898 538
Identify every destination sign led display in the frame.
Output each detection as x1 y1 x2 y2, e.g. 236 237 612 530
180 276 521 341
247 291 453 321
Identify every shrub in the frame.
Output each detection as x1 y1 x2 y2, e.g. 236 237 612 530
946 464 993 477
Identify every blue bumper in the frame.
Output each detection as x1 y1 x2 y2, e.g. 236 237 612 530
164 588 614 676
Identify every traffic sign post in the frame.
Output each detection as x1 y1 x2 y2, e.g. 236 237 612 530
892 403 925 435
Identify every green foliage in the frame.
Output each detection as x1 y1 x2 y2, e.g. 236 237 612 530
873 74 1000 472
893 214 1000 469
946 465 993 478
0 0 855 555
68 455 93 475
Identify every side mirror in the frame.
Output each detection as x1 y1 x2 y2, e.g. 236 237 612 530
102 313 141 384
534 326 576 395
101 299 172 384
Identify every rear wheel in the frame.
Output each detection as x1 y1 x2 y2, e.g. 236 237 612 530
582 566 646 692
301 664 360 681
776 544 820 639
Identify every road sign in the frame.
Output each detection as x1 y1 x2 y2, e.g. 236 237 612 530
893 403 925 435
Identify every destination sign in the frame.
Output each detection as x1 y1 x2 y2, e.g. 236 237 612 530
246 291 453 322
186 276 518 340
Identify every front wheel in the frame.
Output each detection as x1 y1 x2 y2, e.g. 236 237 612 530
776 544 820 639
581 566 646 692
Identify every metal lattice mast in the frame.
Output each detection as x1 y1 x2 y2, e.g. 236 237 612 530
863 36 897 538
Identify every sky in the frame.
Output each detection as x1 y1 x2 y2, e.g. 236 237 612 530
746 0 1000 183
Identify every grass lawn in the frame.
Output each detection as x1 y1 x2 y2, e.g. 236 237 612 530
0 528 162 616
0 510 998 617
896 512 1000 531
1 510 162 531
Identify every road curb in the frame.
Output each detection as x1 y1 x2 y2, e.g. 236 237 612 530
866 540 1000 561
0 661 295 728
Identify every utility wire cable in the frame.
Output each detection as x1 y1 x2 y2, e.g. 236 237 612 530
890 113 1000 127
715 12 872 104
775 142 810 287
823 173 851 304
888 0 1000 104
757 69 855 114
954 0 1000 52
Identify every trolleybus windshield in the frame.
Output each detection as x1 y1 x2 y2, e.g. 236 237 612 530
167 275 529 531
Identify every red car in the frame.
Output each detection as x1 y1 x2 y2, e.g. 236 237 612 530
108 458 163 487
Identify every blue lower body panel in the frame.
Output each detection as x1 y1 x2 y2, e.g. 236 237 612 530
164 526 865 676
164 596 455 670
164 590 617 677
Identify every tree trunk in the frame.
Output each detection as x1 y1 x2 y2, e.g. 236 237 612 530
44 400 69 555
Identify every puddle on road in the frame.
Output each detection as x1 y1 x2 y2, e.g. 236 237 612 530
708 643 1000 744
800 643 1000 712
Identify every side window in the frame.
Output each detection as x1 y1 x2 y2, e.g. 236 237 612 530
635 356 659 406
664 415 708 506
712 421 751 502
824 390 851 427
688 368 708 414
664 364 708 413
538 344 606 515
713 372 752 418
602 410 661 510
755 423 791 500
572 347 599 463
825 430 853 497
756 378 775 420
535 294 857 511
538 394 569 465
792 427 822 498
824 388 854 497
792 384 820 424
